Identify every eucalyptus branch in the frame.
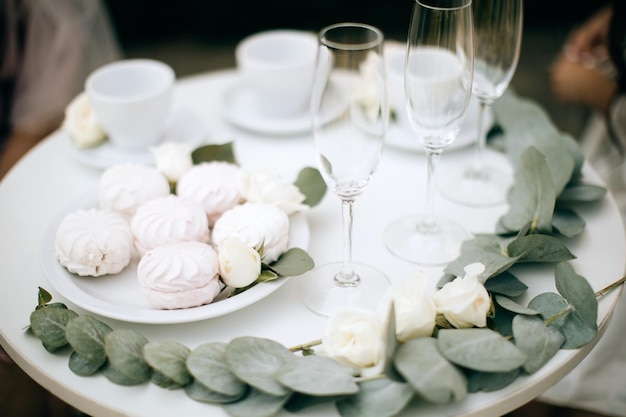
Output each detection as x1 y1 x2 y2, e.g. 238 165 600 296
595 275 626 299
289 339 322 353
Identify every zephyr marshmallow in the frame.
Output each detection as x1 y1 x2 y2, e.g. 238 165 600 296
55 208 133 277
137 241 221 309
212 202 289 263
176 161 242 225
131 194 209 256
98 163 170 220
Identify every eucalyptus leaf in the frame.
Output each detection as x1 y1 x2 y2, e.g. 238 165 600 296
294 166 327 208
186 342 246 398
557 182 607 205
103 329 151 385
507 234 575 263
494 295 539 315
65 315 112 363
30 305 78 351
68 351 106 376
394 337 467 404
465 368 520 393
512 315 564 374
226 336 295 396
438 328 527 373
185 380 246 404
484 272 528 298
336 378 414 417
552 208 586 238
102 361 145 386
143 340 192 387
221 387 291 417
528 292 596 349
191 142 236 164
37 286 53 308
500 146 556 234
256 269 278 283
276 355 358 396
555 262 598 331
284 392 346 413
491 302 517 338
443 234 520 283
151 371 184 390
267 247 315 277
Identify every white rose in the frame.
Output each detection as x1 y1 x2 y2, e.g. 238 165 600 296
150 141 194 183
62 92 107 148
432 263 491 329
377 272 436 342
237 168 308 215
322 306 385 377
218 237 261 288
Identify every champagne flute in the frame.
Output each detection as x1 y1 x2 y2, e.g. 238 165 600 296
384 0 474 266
440 0 523 206
299 22 390 318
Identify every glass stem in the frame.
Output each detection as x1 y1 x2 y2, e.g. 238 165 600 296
469 100 491 179
420 147 442 234
335 198 359 287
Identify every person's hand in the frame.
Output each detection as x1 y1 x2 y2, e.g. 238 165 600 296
563 5 613 65
550 54 616 115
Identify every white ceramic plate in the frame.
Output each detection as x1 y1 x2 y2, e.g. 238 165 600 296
41 193 310 324
385 96 493 153
66 108 206 169
221 80 346 136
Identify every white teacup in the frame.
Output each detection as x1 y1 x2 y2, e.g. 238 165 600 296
86 59 175 152
236 29 318 119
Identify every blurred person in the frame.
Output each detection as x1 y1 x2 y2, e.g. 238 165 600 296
511 3 626 417
0 0 121 180
1 0 119 415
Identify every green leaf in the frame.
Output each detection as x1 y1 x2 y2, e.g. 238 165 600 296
30 305 78 351
65 315 112 364
336 378 414 417
185 380 245 404
500 146 556 234
528 292 570 328
294 166 327 208
256 269 278 283
491 302 517 338
226 336 295 396
484 272 528 298
507 234 575 263
443 235 520 283
512 315 565 374
438 328 527 373
103 329 151 385
394 337 467 404
267 247 315 277
68 351 106 376
37 287 53 308
494 295 539 315
191 142 236 164
186 342 246 398
552 208 586 238
276 355 358 396
466 368 520 393
557 182 607 205
143 340 192 387
221 387 291 417
555 262 598 331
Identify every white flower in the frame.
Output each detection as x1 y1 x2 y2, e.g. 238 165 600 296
432 263 491 329
322 306 385 377
377 272 436 342
62 92 107 148
218 237 261 288
150 141 194 183
237 168 308 215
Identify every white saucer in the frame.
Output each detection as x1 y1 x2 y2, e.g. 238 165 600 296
221 81 346 136
67 108 206 169
386 97 493 153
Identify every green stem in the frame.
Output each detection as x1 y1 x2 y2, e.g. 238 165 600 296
545 304 574 326
595 275 626 299
289 339 322 353
355 373 385 383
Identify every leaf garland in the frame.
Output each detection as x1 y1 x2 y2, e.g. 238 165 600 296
26 92 623 416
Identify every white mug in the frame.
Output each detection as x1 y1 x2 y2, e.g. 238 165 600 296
236 30 318 119
86 59 175 152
